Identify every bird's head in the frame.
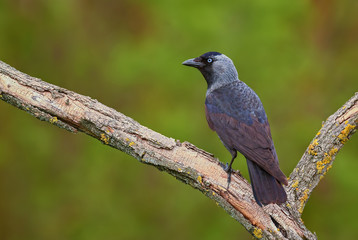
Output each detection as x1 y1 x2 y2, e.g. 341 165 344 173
182 52 239 91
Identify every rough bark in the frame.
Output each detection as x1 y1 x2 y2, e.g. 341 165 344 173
0 60 357 239
287 93 358 219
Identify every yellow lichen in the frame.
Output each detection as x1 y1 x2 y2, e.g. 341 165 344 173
125 138 130 142
298 189 310 214
329 148 338 156
286 203 291 208
100 133 109 144
316 147 338 173
291 180 299 188
129 142 135 147
338 124 355 144
49 116 58 124
308 139 319 156
212 191 216 196
316 161 325 173
106 127 114 133
197 176 203 184
253 228 263 239
178 168 182 172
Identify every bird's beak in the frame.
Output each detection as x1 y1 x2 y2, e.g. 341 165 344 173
182 57 204 68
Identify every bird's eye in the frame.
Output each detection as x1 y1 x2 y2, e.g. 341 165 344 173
207 58 213 63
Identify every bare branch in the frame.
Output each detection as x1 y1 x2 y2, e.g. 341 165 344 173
2 60 356 239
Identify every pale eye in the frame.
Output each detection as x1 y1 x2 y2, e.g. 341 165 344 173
207 58 213 63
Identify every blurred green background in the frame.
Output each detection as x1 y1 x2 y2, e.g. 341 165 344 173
0 0 357 239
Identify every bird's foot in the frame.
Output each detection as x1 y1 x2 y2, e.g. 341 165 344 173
219 162 233 188
220 162 232 173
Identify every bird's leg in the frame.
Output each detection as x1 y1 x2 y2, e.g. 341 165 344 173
221 150 237 173
225 156 236 173
221 151 237 188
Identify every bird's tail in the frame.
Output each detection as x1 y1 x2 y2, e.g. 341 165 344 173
246 159 287 206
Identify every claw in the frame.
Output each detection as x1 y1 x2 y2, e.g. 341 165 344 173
224 163 232 173
225 164 232 173
220 162 228 171
219 162 232 188
220 162 232 173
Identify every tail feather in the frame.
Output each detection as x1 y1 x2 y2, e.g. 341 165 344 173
246 158 287 206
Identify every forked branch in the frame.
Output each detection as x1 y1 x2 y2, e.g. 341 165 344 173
0 60 356 239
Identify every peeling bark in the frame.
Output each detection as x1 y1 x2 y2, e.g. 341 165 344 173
1 60 357 239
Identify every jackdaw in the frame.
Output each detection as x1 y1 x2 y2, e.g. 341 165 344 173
182 51 288 206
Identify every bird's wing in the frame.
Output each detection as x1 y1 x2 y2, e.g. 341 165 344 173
205 88 288 185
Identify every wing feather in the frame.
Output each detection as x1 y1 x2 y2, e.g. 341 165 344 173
205 86 288 185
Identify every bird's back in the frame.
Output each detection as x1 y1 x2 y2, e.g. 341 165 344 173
206 81 267 124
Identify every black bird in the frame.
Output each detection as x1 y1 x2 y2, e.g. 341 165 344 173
182 51 288 206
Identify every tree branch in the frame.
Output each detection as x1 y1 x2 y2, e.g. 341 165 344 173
287 92 358 218
0 60 356 239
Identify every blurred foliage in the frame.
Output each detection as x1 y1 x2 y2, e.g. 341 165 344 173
0 0 357 239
